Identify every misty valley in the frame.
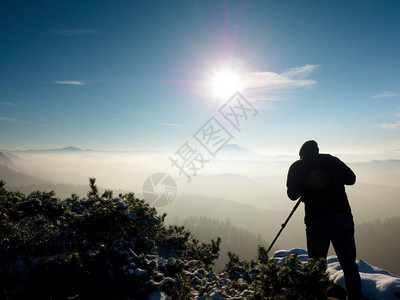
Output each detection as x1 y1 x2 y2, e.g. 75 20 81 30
1 146 399 280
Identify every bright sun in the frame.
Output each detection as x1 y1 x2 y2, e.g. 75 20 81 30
210 70 242 98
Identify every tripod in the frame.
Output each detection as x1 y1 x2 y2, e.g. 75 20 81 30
266 199 302 256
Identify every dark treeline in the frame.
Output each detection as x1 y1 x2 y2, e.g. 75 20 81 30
175 215 400 276
6 183 127 200
177 216 270 271
356 217 400 276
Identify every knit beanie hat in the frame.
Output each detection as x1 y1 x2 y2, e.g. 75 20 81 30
299 140 319 158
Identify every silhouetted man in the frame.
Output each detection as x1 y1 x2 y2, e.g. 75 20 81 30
286 140 362 300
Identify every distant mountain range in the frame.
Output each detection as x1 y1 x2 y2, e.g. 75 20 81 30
0 144 259 152
4 145 248 154
0 146 169 154
220 144 254 152
10 146 88 153
2 144 399 164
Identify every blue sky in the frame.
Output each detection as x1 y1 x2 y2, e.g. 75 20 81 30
1 0 400 156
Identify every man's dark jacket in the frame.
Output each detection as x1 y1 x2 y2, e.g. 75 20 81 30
286 154 356 223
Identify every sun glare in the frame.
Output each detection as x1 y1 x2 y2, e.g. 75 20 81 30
210 70 242 98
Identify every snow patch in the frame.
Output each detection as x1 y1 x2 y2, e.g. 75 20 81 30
148 290 169 300
274 248 308 265
273 248 400 299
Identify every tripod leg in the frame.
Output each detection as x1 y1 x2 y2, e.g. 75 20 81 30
266 199 302 255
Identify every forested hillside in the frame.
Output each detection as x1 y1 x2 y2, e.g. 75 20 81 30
356 217 400 276
179 216 270 271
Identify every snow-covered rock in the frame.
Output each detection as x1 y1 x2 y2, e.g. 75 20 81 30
327 255 400 300
274 248 400 299
273 248 308 265
135 268 148 276
147 290 169 300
